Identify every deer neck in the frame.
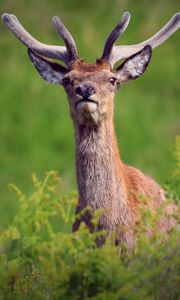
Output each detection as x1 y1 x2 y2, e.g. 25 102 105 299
74 118 127 215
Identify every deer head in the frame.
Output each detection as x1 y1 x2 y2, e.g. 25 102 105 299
2 12 179 125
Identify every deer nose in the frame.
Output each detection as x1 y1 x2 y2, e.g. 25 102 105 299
75 84 96 98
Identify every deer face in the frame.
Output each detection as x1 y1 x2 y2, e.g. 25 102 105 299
62 60 118 125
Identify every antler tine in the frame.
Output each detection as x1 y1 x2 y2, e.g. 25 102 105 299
101 11 131 61
1 13 73 65
53 16 78 61
108 12 180 66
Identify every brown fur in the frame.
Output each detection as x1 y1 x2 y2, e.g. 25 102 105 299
69 59 112 73
64 61 175 247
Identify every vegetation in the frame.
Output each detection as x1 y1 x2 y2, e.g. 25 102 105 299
0 138 179 299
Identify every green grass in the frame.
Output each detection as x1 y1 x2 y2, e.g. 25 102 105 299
0 0 180 229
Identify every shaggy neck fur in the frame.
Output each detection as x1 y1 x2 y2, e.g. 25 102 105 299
74 117 128 230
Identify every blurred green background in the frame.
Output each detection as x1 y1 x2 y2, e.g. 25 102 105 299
0 0 179 229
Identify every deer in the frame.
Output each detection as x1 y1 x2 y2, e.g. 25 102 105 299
2 12 179 247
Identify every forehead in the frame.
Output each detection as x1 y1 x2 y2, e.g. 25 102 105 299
67 59 114 80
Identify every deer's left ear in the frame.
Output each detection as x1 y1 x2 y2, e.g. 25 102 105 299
28 49 67 84
115 45 152 83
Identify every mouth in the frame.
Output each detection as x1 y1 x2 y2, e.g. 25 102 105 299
75 98 98 107
75 98 98 114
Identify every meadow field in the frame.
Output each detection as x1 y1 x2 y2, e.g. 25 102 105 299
0 0 179 230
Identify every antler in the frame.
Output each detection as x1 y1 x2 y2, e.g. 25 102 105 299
1 13 78 66
101 11 130 61
101 12 180 67
53 16 78 61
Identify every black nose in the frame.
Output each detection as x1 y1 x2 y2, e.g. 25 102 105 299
75 84 96 98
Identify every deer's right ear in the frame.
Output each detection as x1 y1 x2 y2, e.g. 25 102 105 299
115 45 152 84
28 49 67 84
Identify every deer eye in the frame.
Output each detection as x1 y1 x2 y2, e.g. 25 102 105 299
63 77 73 86
108 77 117 85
